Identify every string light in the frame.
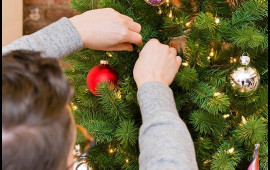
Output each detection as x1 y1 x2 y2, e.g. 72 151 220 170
204 159 211 164
207 56 211 60
157 8 163 15
109 148 114 154
185 22 191 27
215 17 220 24
166 0 170 6
106 52 113 57
209 49 214 57
182 62 189 66
223 114 230 118
214 92 221 97
241 116 247 124
115 91 122 99
168 10 173 18
70 102 78 110
227 148 235 154
125 158 129 164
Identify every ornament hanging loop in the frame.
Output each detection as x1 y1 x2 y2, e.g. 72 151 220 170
240 52 250 66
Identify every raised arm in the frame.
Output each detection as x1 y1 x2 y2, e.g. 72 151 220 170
2 8 142 58
134 39 198 170
2 18 82 58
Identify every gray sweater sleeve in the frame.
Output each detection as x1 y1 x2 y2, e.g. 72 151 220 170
2 17 83 58
137 82 198 170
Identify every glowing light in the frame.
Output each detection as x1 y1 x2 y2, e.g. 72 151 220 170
157 8 162 15
215 17 220 24
125 158 129 163
233 58 237 63
207 56 211 60
109 148 114 154
214 92 221 97
166 0 170 6
241 116 247 124
115 91 122 99
209 49 214 57
223 114 230 118
204 159 211 164
70 102 78 110
106 52 113 57
228 148 235 154
182 62 189 66
186 22 191 27
168 10 173 18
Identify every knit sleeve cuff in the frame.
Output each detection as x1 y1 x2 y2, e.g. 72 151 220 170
137 81 178 122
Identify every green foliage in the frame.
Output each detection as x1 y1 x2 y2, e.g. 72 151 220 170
115 120 138 146
66 0 268 169
211 141 243 170
230 24 266 49
97 82 130 120
189 82 230 114
184 40 209 67
233 116 267 147
231 0 268 25
175 66 198 90
69 0 93 13
190 110 228 135
195 12 217 33
194 136 214 169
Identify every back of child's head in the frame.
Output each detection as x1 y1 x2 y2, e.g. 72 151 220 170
2 50 74 170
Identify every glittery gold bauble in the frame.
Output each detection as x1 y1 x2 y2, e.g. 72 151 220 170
227 53 260 97
144 0 165 6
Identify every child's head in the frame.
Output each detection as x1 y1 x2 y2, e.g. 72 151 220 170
2 50 76 170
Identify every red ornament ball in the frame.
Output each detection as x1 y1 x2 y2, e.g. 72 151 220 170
87 60 119 95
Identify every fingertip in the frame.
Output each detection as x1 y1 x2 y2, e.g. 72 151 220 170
176 56 182 65
126 44 134 51
135 34 143 46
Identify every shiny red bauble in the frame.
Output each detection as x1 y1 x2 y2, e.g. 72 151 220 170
86 60 119 95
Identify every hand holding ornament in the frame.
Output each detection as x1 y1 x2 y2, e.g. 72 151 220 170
133 39 182 88
69 8 142 51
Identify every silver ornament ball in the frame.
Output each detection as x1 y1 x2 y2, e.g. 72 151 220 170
144 0 165 6
228 53 260 97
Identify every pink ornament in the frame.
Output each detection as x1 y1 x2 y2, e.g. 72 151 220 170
247 144 260 170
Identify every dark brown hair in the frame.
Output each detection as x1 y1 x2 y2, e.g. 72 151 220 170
2 50 74 170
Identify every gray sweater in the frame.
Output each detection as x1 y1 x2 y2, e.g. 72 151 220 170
2 17 198 170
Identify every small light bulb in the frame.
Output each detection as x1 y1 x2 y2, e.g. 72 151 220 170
209 49 214 57
182 62 189 66
214 92 221 97
109 148 114 153
73 106 78 110
106 52 113 57
204 159 211 164
115 91 122 99
228 148 234 154
215 17 220 24
186 22 191 27
207 56 211 60
241 116 247 124
233 58 237 63
157 8 162 15
223 114 230 118
168 10 173 18
166 0 170 6
125 158 129 163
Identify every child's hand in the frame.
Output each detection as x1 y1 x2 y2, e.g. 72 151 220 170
133 39 182 88
69 8 142 51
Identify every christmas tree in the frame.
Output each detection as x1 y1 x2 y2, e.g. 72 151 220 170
63 0 268 169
